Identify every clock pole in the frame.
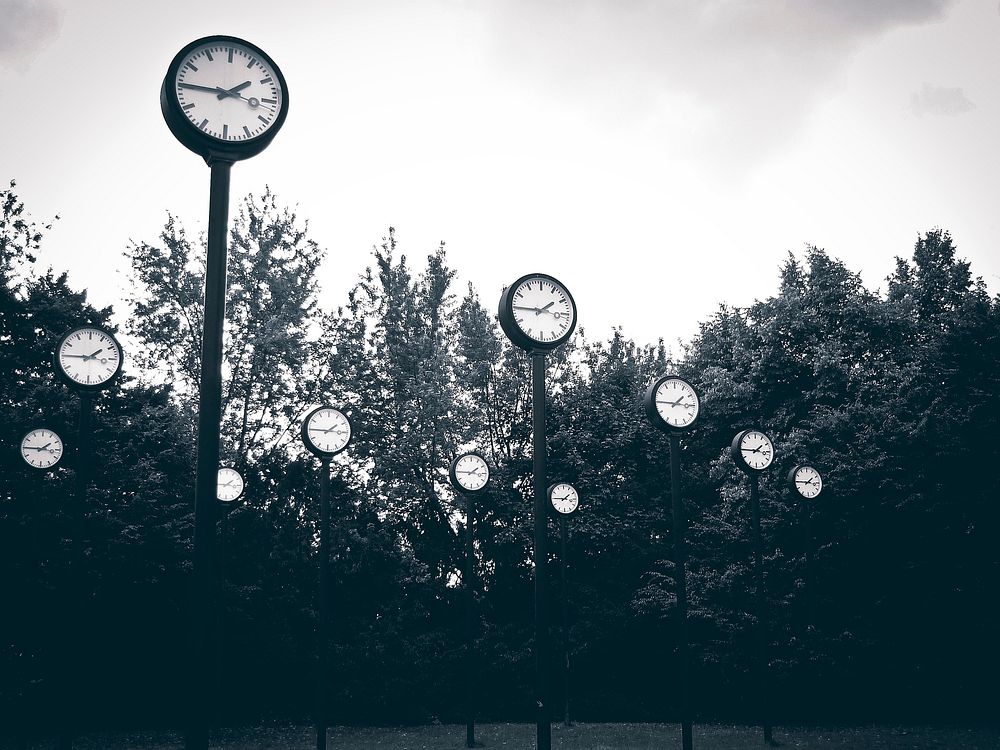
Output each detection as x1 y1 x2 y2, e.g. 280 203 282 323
464 489 476 748
749 473 773 745
317 456 332 750
531 351 552 750
559 515 571 728
669 432 693 750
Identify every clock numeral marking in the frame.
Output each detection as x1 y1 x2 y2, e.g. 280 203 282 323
223 124 228 140
260 77 272 84
243 125 252 138
247 57 256 69
185 62 198 72
257 114 270 124
205 49 214 62
182 103 195 110
198 118 208 131
262 98 276 104
228 48 234 63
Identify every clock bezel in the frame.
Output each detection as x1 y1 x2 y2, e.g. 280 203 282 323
161 35 289 164
643 374 701 433
52 324 124 392
448 451 491 495
300 405 353 459
730 428 775 474
787 464 823 499
498 272 577 352
216 466 246 503
547 482 580 517
20 428 64 470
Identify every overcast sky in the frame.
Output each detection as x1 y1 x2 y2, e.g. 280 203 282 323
2 0 997 349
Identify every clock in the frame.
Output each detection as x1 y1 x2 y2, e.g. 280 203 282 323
449 452 490 494
788 464 823 499
498 273 577 351
301 406 352 458
217 466 245 502
161 35 289 163
548 482 580 517
731 429 775 473
20 428 64 469
53 325 124 390
643 375 700 432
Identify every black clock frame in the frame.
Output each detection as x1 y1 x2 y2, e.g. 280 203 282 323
216 466 246 504
731 428 775 474
161 35 289 165
300 405 353 459
787 464 823 498
449 452 491 495
643 375 701 434
498 272 577 352
52 324 124 392
548 482 580 518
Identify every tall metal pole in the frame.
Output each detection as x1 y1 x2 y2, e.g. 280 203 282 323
531 352 551 750
59 392 93 750
559 517 571 728
669 433 693 750
317 457 332 750
465 492 476 748
187 159 232 750
749 474 772 744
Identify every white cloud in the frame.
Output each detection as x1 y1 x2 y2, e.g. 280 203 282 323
911 82 975 116
0 0 61 70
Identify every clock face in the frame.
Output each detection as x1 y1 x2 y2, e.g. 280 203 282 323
174 40 285 143
21 428 63 469
451 453 489 492
792 465 822 499
217 467 245 502
738 430 774 471
652 377 700 430
302 406 352 456
549 483 579 515
510 275 576 346
55 326 123 389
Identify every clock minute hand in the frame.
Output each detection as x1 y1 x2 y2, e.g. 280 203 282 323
217 80 252 99
178 82 229 95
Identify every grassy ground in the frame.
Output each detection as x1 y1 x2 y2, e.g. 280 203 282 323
6 723 1000 750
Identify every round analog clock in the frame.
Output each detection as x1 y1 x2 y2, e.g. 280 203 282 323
449 452 490 494
301 406 352 458
53 325 124 391
161 36 289 163
548 482 580 517
498 273 577 351
643 375 700 432
217 466 245 502
788 464 823 499
21 428 64 470
731 429 775 473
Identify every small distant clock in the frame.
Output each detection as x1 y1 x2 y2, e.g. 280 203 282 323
301 406 352 458
498 273 577 351
788 464 823 499
731 429 775 473
53 325 124 391
20 428 64 470
449 452 490 494
643 375 700 432
548 482 580 517
161 35 289 163
217 466 245 502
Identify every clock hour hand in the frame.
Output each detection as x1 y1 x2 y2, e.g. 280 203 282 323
217 80 252 99
537 301 554 315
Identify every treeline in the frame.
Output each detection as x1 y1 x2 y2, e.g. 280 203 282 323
2 180 998 731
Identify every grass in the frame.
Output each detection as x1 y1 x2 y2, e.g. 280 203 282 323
6 723 1000 750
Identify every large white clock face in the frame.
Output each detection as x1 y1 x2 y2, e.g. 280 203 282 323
305 407 351 455
793 466 822 499
217 467 245 502
550 483 579 515
511 277 575 345
654 378 699 429
453 454 489 492
739 430 774 471
21 429 63 469
175 41 284 143
57 327 122 388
